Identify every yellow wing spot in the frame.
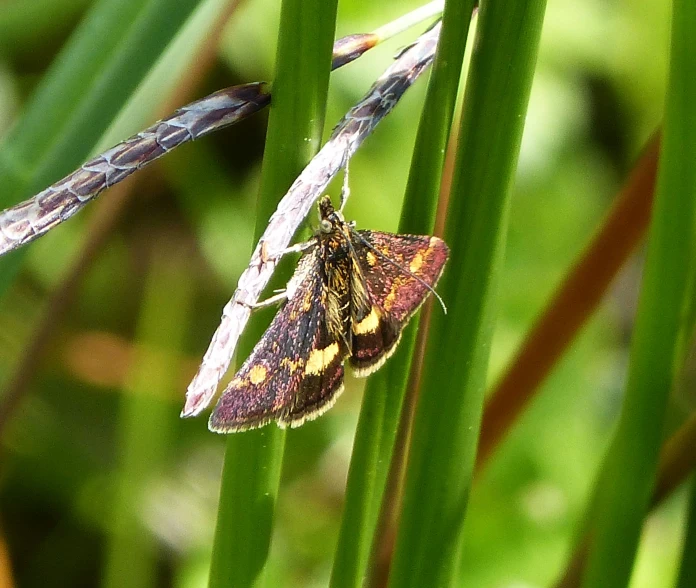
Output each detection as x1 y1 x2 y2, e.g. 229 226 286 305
409 252 424 273
304 342 340 375
248 365 268 385
353 306 380 334
302 290 314 312
383 288 396 311
281 357 304 374
383 278 403 311
366 251 377 266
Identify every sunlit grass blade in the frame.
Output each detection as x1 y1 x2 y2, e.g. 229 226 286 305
652 414 696 508
330 3 476 587
676 479 696 588
578 1 696 586
103 248 194 588
207 0 338 585
386 2 547 586
0 0 207 295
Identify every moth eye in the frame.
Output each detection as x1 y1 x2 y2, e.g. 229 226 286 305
320 219 332 233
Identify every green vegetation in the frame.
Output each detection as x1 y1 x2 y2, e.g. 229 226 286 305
0 1 692 587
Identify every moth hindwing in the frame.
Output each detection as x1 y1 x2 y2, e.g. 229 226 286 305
208 195 449 433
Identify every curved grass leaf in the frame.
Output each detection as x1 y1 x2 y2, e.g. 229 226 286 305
0 0 207 297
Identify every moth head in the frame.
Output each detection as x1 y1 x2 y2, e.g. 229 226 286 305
318 195 344 233
320 218 333 234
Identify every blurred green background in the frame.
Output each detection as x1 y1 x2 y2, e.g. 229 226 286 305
0 0 688 587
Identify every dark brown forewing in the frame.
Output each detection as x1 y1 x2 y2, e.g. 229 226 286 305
209 250 348 433
347 231 449 376
348 255 402 376
349 309 402 377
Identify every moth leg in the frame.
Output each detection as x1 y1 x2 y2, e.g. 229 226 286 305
339 155 351 213
239 290 288 310
260 239 315 263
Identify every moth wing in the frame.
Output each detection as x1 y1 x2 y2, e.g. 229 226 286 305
348 231 449 376
209 252 348 433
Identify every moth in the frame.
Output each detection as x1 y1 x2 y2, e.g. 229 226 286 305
209 196 449 432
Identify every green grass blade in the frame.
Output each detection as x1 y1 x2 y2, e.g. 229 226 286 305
207 0 338 586
580 1 696 585
103 250 194 588
387 2 547 586
0 0 90 56
399 6 474 232
330 3 476 586
676 479 696 588
0 0 206 295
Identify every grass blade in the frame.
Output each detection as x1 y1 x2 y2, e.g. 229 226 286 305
330 3 476 586
477 133 659 472
0 0 206 295
386 2 547 586
0 0 91 56
207 0 338 585
0 0 235 426
580 1 696 584
103 248 194 588
676 479 696 588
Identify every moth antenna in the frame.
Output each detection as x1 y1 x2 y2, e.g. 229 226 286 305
349 228 448 315
339 329 352 351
